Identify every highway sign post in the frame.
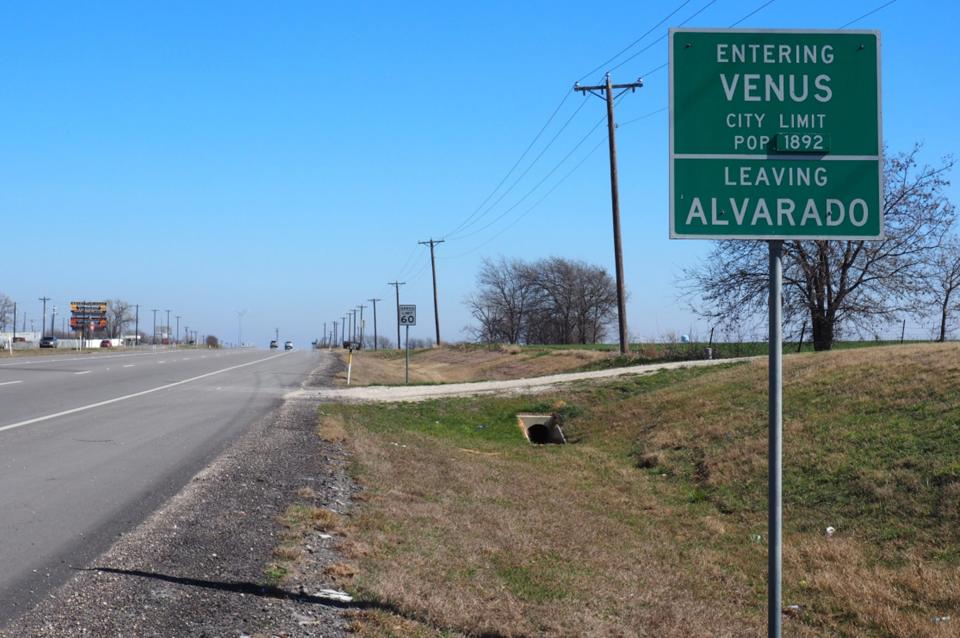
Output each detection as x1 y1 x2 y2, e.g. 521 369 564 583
399 305 416 384
669 29 881 638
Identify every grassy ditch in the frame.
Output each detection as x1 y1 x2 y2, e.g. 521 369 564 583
325 344 960 637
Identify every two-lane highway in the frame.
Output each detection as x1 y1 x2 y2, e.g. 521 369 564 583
0 347 330 626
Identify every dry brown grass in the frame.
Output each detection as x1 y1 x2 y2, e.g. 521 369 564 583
265 503 344 586
334 344 611 386
342 428 764 636
786 537 960 637
328 343 960 637
318 414 349 442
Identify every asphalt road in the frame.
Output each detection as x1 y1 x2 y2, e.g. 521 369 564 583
0 347 327 627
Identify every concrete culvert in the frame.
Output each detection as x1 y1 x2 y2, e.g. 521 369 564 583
516 414 566 444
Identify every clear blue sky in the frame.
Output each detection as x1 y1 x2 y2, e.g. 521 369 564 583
2 1 956 346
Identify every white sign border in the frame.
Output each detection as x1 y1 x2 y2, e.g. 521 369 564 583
668 27 884 241
398 304 417 326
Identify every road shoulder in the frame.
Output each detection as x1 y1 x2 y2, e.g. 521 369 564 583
1 367 355 637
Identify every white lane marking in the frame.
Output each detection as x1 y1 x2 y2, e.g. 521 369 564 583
0 352 289 434
0 350 181 368
0 380 24 386
74 370 92 375
123 364 135 368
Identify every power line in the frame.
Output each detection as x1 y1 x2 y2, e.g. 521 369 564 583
444 134 610 260
445 97 589 240
576 0 692 83
394 244 421 279
445 90 628 248
442 92 573 240
840 0 897 28
444 0 705 242
630 0 779 80
450 110 610 242
619 106 667 127
607 0 721 75
633 0 890 81
728 0 777 28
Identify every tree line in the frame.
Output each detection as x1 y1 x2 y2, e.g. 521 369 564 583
466 256 617 345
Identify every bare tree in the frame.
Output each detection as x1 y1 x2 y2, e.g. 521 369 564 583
107 299 133 338
684 147 956 350
0 293 13 332
466 257 537 344
466 256 617 345
926 236 960 342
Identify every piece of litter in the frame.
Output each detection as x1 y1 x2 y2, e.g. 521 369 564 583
933 615 950 624
318 533 333 539
751 534 764 543
314 588 353 603
783 604 801 618
825 526 836 537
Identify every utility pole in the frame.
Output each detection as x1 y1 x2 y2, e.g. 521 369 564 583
574 73 642 355
350 309 358 342
333 319 338 347
176 315 181 345
357 304 366 348
341 316 346 346
368 298 381 350
165 309 171 344
323 322 327 347
39 297 50 337
135 305 139 347
388 281 406 350
51 306 57 337
275 327 279 342
151 309 159 345
418 239 444 346
237 310 246 348
12 302 16 345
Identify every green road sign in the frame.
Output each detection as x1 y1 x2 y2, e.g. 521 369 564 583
669 29 882 240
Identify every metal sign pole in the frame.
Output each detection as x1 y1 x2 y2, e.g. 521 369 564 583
768 239 783 638
405 325 410 385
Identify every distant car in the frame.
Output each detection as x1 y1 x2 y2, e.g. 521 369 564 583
284 340 293 350
99 339 112 348
39 336 59 348
269 340 278 349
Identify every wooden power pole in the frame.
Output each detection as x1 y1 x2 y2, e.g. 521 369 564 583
418 238 444 346
574 73 642 354
368 298 381 350
388 281 405 350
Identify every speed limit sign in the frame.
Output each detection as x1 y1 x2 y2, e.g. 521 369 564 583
398 304 417 326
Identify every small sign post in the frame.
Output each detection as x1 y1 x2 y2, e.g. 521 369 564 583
669 29 881 638
399 305 416 385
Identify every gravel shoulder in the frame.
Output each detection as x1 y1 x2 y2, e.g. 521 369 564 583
1 357 354 638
